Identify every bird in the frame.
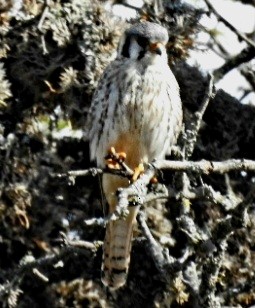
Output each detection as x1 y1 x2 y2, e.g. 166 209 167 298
88 21 183 290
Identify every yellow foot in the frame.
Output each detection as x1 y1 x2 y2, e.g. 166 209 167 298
132 163 145 182
105 147 127 169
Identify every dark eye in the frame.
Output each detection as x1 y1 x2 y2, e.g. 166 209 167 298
136 36 149 48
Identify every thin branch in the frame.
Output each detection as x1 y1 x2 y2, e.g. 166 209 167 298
239 89 252 102
210 36 229 58
137 211 167 273
57 231 99 250
56 158 255 185
184 74 215 158
113 1 142 12
38 0 50 31
213 46 255 82
240 66 255 92
54 167 131 184
152 159 255 174
198 74 215 116
207 41 229 60
204 0 255 49
198 185 255 307
32 268 49 282
137 211 193 280
0 241 96 298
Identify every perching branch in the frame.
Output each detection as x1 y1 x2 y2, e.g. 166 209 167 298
152 158 255 174
57 158 255 184
59 158 255 226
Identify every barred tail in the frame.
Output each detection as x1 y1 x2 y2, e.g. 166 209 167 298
101 207 137 289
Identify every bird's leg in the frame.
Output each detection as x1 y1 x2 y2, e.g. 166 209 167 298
105 147 134 177
105 147 145 182
105 148 151 183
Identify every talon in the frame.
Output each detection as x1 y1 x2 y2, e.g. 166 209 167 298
105 147 127 168
132 163 145 182
107 163 119 169
106 158 120 169
118 152 126 162
105 147 116 159
109 147 116 155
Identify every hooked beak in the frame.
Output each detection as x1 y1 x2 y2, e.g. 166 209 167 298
149 42 163 55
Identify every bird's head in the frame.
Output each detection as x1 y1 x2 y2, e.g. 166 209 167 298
117 21 169 65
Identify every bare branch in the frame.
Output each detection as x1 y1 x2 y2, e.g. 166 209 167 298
184 74 215 158
0 241 96 298
137 211 167 273
112 1 142 12
32 268 49 282
54 167 131 183
199 187 255 307
137 212 194 283
152 158 255 174
57 231 99 250
240 65 255 92
213 46 255 81
38 0 50 31
204 0 255 49
56 159 255 197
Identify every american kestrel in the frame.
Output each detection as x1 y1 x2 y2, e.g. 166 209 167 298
89 21 183 289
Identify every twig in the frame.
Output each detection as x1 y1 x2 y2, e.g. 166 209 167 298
113 1 142 12
55 168 103 178
38 0 50 31
204 0 255 49
213 46 255 82
191 184 238 210
0 242 96 298
210 35 229 58
58 231 99 250
184 74 215 158
32 268 49 282
84 180 239 231
53 167 131 184
144 183 169 204
198 74 215 116
239 89 252 102
198 185 255 307
206 41 228 60
37 0 51 54
240 65 255 92
137 212 192 280
137 211 167 272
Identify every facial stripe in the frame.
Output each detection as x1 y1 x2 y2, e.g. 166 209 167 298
137 49 146 60
121 36 131 58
